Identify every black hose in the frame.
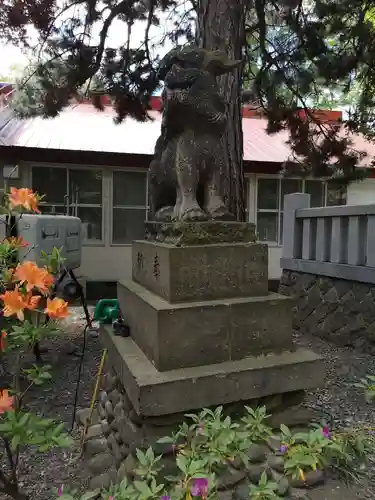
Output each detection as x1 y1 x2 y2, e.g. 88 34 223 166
70 323 89 432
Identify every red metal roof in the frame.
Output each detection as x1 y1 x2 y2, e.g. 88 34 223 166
1 101 375 166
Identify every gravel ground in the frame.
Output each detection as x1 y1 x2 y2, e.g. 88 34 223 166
1 310 375 499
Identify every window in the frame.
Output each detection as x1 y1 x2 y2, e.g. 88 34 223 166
256 177 347 245
326 183 347 206
112 171 147 244
32 166 103 242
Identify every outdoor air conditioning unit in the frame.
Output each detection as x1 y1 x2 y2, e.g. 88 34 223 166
0 213 82 270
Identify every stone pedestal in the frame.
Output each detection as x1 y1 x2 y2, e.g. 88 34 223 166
92 221 325 492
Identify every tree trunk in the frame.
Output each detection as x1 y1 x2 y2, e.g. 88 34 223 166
197 0 247 221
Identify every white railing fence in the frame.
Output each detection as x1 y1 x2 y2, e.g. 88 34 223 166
281 193 375 284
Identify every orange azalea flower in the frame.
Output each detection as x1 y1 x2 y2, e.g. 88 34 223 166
0 287 40 321
45 298 69 319
14 261 54 294
0 390 14 414
24 293 41 311
0 330 6 351
8 187 40 213
6 236 29 248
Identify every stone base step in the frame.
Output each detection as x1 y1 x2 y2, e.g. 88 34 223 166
100 325 324 417
118 279 294 371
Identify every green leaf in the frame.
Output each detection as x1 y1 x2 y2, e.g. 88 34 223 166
259 471 268 487
80 491 100 500
280 424 291 437
176 455 188 474
133 481 151 495
136 449 148 466
11 434 21 450
157 436 174 444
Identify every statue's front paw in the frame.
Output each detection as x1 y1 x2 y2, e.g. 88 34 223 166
180 206 208 221
208 205 236 221
155 206 174 221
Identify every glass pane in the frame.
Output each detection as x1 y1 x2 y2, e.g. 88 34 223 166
281 179 302 210
257 212 278 242
113 208 147 244
113 172 147 207
32 167 67 204
327 184 347 206
39 205 66 215
257 179 279 210
305 180 324 207
69 169 102 205
77 206 102 241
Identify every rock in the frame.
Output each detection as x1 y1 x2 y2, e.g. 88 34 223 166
118 418 142 450
105 400 114 420
218 491 232 500
106 433 115 451
129 408 143 426
247 444 268 463
233 481 251 500
271 471 290 496
281 391 305 408
277 477 290 496
247 463 269 484
89 469 117 490
110 418 119 432
98 403 106 420
120 443 130 459
101 419 111 437
62 341 79 355
114 431 123 444
107 433 125 464
86 452 115 475
262 394 283 412
217 467 247 490
290 488 310 499
229 456 243 470
99 391 108 406
290 469 325 488
76 408 99 426
109 389 121 406
84 437 108 456
121 453 137 478
114 401 125 419
267 455 284 474
102 372 117 392
269 406 316 429
86 424 103 440
267 436 282 452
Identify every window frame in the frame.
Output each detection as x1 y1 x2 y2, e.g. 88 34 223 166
110 168 149 246
30 163 105 246
255 174 347 246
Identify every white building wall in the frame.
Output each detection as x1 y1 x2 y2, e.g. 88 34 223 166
346 178 375 205
17 162 368 283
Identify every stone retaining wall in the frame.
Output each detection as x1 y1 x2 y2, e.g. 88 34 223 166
279 270 375 346
77 367 329 498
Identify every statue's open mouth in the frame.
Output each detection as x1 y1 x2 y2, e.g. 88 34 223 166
164 66 198 90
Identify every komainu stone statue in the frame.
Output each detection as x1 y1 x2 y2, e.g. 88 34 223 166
148 46 241 222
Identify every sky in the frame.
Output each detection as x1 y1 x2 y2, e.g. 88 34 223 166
0 7 179 80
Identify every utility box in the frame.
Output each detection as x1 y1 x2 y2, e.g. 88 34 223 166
16 214 82 270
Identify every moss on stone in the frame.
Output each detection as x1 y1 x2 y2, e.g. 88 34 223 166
144 221 256 246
